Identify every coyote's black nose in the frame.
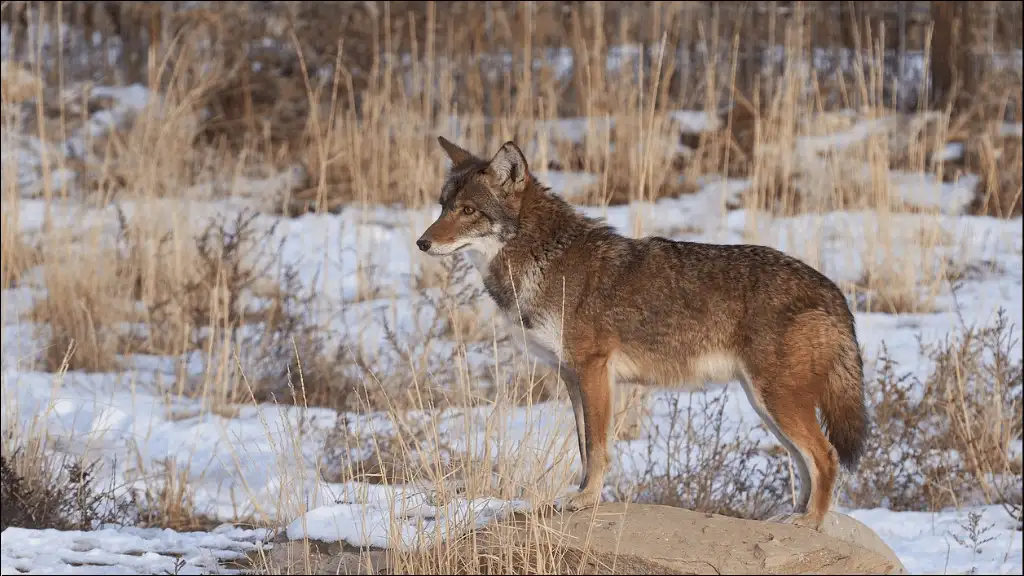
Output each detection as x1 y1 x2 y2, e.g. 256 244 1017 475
417 239 432 252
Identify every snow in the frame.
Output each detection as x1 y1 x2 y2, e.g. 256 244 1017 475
3 56 1023 575
0 524 269 575
284 493 532 550
846 506 1023 576
670 110 723 134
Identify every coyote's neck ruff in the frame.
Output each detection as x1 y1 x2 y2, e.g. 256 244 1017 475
478 180 604 330
417 137 868 531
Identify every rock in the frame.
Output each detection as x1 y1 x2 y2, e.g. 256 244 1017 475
769 511 907 574
500 503 905 575
261 504 905 575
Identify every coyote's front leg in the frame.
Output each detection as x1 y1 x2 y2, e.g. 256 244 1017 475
560 366 589 487
557 355 611 511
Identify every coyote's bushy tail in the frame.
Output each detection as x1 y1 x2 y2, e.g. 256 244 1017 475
820 320 869 470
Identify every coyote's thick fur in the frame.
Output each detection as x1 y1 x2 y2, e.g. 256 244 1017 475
416 137 868 529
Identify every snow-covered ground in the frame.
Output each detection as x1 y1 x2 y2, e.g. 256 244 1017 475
850 507 1022 576
3 75 1023 574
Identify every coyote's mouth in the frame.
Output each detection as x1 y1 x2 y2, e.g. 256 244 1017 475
427 242 470 257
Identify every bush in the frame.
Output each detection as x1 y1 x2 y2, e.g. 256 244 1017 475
0 447 132 532
842 309 1023 515
609 388 793 521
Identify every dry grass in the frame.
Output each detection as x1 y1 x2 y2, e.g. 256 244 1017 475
1 90 38 290
845 267 943 315
0 199 36 290
130 458 224 533
968 131 1024 219
29 238 132 373
1 2 1022 574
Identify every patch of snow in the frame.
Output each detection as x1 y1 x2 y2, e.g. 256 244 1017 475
669 110 721 134
89 84 151 113
847 506 1023 575
0 524 269 575
934 142 965 163
541 171 601 201
285 493 531 550
889 171 980 215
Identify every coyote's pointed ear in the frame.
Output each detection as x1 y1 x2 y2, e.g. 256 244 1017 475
438 136 475 166
487 141 529 197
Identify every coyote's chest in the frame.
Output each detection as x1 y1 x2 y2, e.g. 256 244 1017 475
480 257 565 367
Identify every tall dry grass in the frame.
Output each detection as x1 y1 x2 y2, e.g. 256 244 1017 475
1 2 1022 573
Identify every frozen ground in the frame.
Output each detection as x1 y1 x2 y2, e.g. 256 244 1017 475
2 83 1023 574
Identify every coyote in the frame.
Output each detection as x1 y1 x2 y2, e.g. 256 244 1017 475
416 137 868 529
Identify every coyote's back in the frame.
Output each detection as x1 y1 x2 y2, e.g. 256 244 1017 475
416 136 868 529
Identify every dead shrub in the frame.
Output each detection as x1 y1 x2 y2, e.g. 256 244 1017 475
78 206 339 409
159 208 339 408
682 92 760 183
598 161 702 206
1 431 226 533
842 309 1023 513
887 112 951 174
327 250 557 413
321 411 497 491
26 204 344 408
557 120 702 206
198 69 311 161
427 255 492 345
610 388 792 521
0 444 133 532
723 96 761 177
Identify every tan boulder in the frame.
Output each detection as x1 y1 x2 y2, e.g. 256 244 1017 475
258 503 907 575
517 503 906 575
769 511 908 574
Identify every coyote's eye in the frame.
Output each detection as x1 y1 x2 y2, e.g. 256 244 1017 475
461 206 476 216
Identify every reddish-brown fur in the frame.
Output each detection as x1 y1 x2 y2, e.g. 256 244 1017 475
417 137 869 529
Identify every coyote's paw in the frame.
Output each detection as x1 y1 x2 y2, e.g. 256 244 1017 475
553 487 601 512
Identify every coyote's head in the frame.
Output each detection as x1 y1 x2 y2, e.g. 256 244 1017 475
416 137 531 259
